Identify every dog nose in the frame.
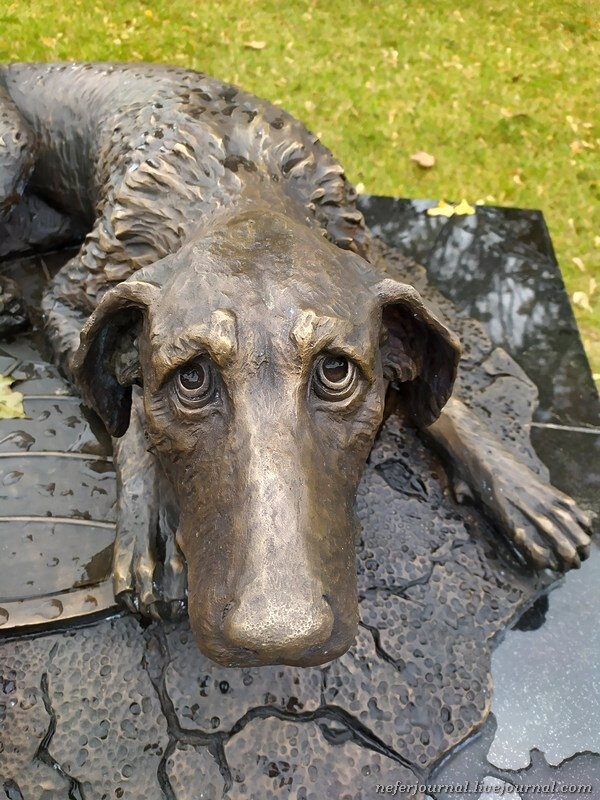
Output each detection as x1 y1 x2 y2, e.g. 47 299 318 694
222 589 334 664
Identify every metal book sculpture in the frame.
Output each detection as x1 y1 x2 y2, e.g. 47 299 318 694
0 62 593 673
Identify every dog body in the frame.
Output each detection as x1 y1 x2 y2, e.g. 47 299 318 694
0 63 591 667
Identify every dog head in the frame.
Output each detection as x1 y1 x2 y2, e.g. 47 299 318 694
73 208 460 666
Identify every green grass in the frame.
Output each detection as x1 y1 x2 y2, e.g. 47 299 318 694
1 0 598 376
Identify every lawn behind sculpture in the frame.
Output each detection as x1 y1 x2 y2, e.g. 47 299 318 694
0 0 598 376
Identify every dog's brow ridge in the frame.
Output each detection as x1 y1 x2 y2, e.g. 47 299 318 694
290 309 375 380
153 310 238 382
290 310 351 352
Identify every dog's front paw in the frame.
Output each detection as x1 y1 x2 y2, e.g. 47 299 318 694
112 515 187 622
479 462 593 571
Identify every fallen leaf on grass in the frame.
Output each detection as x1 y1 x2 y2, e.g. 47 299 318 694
427 199 475 218
572 291 592 312
426 200 455 218
0 375 25 419
410 150 435 168
570 139 594 155
453 199 476 215
244 40 266 50
572 256 586 272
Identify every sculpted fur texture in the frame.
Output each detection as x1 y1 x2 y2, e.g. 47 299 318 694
0 63 592 667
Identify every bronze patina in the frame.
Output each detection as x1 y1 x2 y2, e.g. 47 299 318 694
0 62 592 667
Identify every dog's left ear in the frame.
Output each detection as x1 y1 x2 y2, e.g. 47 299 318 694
72 281 158 437
373 278 461 426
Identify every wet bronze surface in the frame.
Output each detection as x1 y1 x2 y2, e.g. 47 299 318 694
0 252 118 632
0 63 593 670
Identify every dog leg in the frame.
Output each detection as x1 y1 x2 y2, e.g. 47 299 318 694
426 396 593 570
156 465 187 619
41 259 94 379
112 388 187 620
41 220 130 379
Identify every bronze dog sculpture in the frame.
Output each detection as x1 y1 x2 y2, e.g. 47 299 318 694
0 62 592 667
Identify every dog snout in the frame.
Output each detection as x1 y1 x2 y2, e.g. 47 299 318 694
222 587 334 664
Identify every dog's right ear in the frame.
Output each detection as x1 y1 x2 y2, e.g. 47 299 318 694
72 281 158 437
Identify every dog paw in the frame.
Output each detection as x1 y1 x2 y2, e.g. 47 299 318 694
113 521 187 621
480 465 593 571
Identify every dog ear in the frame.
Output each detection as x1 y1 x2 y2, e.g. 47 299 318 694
72 281 157 437
374 278 461 426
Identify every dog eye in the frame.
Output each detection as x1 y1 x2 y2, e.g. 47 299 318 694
312 354 358 401
175 359 216 407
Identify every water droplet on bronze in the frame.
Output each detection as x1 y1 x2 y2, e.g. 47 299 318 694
2 471 23 486
37 598 63 620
